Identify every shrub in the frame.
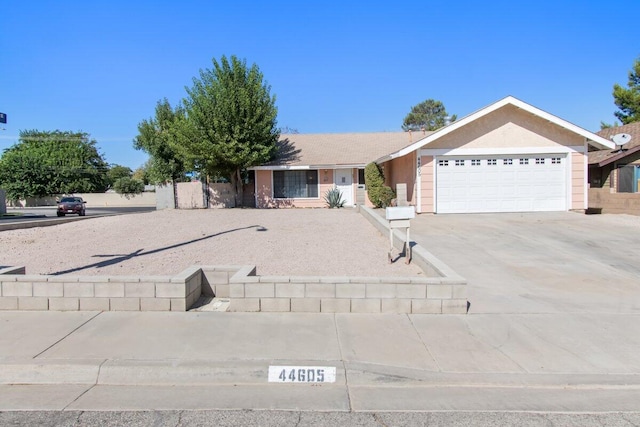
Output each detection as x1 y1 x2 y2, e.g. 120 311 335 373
324 187 345 208
113 177 145 196
364 163 385 188
364 162 396 208
376 186 396 208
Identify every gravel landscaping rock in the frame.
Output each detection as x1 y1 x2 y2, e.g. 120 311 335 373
0 209 423 277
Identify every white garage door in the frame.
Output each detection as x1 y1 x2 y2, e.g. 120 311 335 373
436 155 567 213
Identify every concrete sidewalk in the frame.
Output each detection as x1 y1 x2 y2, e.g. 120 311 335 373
2 211 640 414
1 310 640 412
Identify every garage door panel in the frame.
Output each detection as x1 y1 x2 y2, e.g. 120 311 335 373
436 155 567 213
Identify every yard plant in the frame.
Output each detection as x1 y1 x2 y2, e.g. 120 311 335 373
324 187 346 208
364 162 395 208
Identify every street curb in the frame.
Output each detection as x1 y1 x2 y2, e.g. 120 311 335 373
2 358 640 388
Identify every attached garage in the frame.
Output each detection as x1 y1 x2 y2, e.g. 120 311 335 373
377 96 616 214
435 154 567 213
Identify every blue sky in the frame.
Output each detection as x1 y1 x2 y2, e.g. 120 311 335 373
1 1 639 169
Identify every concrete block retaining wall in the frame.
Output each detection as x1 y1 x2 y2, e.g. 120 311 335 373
1 211 468 314
1 264 467 314
0 266 201 312
211 266 467 314
588 187 640 215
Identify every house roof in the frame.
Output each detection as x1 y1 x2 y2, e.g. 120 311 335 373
589 122 640 166
253 131 432 169
376 96 616 163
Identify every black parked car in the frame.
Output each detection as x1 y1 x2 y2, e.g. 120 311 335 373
57 196 86 216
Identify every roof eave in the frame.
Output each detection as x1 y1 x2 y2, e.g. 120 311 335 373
250 163 366 170
593 145 640 167
378 96 616 161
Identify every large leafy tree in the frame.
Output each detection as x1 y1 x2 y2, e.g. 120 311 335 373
182 55 279 206
402 99 457 131
0 130 108 200
134 98 189 184
612 57 640 125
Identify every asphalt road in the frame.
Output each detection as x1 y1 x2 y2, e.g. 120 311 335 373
1 410 639 426
0 206 155 227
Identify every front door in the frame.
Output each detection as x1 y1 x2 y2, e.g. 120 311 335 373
334 169 354 206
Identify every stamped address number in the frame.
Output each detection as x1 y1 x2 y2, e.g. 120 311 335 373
268 366 336 383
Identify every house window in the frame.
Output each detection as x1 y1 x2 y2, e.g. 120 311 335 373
438 160 449 167
471 159 481 166
551 157 561 164
535 158 545 164
487 159 497 166
358 168 365 186
519 158 529 165
503 158 513 165
273 170 318 198
455 159 465 166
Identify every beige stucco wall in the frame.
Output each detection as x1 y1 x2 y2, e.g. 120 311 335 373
207 183 236 208
571 152 586 210
420 156 435 213
383 151 417 205
425 105 584 150
175 182 206 209
255 169 337 208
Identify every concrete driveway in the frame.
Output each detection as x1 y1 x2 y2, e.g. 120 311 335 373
409 212 640 314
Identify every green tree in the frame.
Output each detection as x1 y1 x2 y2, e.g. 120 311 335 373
402 99 457 131
612 57 640 125
134 98 189 184
113 176 145 196
132 163 150 185
0 130 108 200
182 55 279 206
106 164 132 188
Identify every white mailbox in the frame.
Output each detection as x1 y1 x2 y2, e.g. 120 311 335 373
385 206 415 264
385 206 415 221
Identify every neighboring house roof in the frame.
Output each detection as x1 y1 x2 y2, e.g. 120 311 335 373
253 131 432 169
376 96 615 163
589 122 640 166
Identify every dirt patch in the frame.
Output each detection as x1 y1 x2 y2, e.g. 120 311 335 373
0 209 423 277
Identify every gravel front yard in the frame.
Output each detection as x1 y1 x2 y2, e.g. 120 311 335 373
0 209 423 277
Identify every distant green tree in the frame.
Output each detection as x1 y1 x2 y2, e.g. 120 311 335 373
113 176 145 196
0 130 108 200
612 57 640 125
134 98 189 184
402 99 457 131
132 163 150 185
599 121 618 130
106 165 133 188
181 55 279 206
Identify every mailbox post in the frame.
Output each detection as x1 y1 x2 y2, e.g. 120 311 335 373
385 206 415 264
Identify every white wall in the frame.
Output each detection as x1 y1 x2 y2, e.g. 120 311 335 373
10 192 157 208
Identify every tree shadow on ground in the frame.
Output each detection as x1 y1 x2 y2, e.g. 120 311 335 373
50 224 267 275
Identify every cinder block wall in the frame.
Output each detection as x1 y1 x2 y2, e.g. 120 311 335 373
588 188 640 215
1 265 467 314
225 276 468 314
201 265 468 314
0 266 201 312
